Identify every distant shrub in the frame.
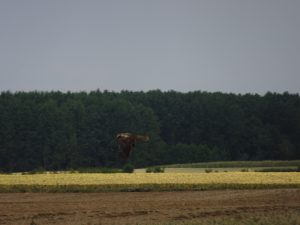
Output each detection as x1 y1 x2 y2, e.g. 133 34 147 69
68 169 77 173
145 168 152 173
78 167 122 173
255 167 299 172
146 166 165 173
123 164 134 173
22 168 46 175
0 171 12 175
205 169 212 173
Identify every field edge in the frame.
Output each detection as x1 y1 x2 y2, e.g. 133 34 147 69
1 183 300 193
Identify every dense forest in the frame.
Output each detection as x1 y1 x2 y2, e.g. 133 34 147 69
0 90 299 172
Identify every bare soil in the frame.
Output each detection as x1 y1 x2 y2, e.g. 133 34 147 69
0 189 300 225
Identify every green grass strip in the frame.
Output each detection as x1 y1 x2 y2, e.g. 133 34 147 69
166 160 300 168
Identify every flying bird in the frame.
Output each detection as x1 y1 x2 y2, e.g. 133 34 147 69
116 133 150 159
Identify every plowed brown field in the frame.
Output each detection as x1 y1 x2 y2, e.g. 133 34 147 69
0 189 300 225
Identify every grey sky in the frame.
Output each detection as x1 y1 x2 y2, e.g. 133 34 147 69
0 0 299 94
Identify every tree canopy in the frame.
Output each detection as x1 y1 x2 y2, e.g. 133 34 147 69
0 90 299 172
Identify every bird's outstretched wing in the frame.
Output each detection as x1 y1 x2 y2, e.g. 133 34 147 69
116 133 149 159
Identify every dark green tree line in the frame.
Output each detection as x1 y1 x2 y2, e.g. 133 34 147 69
0 90 299 172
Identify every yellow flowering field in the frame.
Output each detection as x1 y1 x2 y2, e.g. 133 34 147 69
0 172 299 192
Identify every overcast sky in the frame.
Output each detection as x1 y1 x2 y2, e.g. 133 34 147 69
0 0 299 94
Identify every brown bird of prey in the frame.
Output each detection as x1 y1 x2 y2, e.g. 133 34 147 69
116 133 149 159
